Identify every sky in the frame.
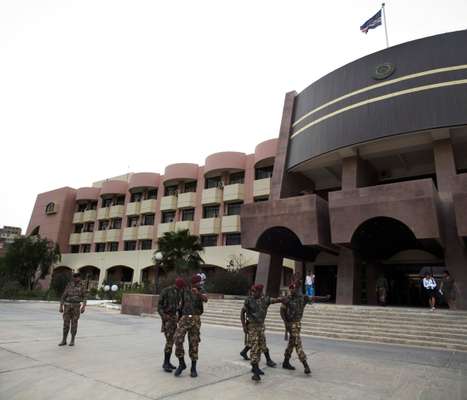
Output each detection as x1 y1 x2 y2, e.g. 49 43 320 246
1 0 466 232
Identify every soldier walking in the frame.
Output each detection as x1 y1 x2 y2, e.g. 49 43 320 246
158 277 186 372
241 284 282 381
173 274 208 378
59 272 86 347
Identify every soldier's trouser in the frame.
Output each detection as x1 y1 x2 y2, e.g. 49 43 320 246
63 304 81 336
284 322 306 362
162 315 178 353
248 323 267 364
174 315 201 361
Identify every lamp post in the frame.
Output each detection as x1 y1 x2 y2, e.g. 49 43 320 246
154 251 163 294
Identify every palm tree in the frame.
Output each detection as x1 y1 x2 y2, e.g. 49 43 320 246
154 229 204 276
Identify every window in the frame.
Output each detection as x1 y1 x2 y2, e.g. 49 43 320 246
255 166 273 180
203 205 219 218
183 181 197 193
82 222 94 232
225 233 241 246
139 240 152 250
141 214 155 226
77 203 87 212
81 244 91 253
45 202 56 214
110 218 122 229
165 185 178 196
89 201 98 210
95 243 106 252
107 242 119 252
102 198 112 207
229 172 245 185
127 216 139 227
254 197 269 202
205 176 222 189
114 196 125 205
71 245 80 253
147 189 157 199
74 224 83 234
124 241 137 251
225 202 243 216
130 192 143 202
201 235 218 247
98 220 109 230
161 211 175 223
182 208 195 221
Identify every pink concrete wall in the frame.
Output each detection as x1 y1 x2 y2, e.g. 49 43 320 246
100 180 128 196
163 164 199 183
204 152 246 175
254 138 278 166
76 187 100 201
129 173 161 190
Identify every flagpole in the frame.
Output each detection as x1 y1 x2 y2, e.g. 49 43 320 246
382 3 389 48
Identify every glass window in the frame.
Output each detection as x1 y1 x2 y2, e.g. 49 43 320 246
102 198 112 207
98 220 109 230
201 235 218 247
165 185 178 196
255 166 273 180
140 240 152 250
130 192 143 202
77 203 87 212
141 214 155 226
225 233 241 246
229 172 245 185
95 243 106 252
254 197 269 202
107 242 119 252
89 201 98 210
71 245 80 253
110 218 122 229
147 189 157 199
124 241 137 251
205 176 222 189
225 202 243 216
127 216 139 227
203 205 219 218
81 244 91 253
183 181 197 193
114 196 125 205
182 208 195 221
74 224 83 234
161 211 176 223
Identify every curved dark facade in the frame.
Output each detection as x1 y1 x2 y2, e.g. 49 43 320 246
288 30 467 169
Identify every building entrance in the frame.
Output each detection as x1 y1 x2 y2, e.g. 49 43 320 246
314 265 337 303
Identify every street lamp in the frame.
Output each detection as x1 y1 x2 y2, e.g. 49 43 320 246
154 251 163 294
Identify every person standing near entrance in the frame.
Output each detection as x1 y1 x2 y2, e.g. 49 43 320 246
422 272 437 311
305 272 315 297
59 273 86 347
439 270 457 310
376 275 389 306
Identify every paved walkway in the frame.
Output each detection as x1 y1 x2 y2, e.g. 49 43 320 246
0 302 466 400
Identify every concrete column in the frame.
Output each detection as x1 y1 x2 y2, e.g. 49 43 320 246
255 253 283 297
98 269 106 288
342 156 377 190
336 248 358 305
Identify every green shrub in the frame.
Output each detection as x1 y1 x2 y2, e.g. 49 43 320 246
206 270 249 295
50 272 71 297
0 280 22 298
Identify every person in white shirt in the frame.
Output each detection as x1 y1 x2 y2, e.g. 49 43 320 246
305 272 315 297
422 272 437 311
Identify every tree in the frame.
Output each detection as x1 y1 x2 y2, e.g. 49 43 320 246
3 236 61 290
154 229 204 276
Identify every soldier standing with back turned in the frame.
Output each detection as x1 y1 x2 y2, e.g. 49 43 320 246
59 272 86 347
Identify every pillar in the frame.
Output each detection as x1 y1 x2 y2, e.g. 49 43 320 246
336 247 358 304
255 253 283 297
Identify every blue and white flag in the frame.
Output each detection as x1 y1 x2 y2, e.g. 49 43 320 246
360 9 382 34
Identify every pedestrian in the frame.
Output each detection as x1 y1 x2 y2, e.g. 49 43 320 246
422 272 437 311
173 274 208 378
281 283 330 375
241 284 283 381
376 275 389 306
439 270 457 310
305 272 315 296
158 277 186 372
59 272 86 347
196 270 207 293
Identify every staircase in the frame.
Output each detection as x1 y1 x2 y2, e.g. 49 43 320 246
198 299 467 352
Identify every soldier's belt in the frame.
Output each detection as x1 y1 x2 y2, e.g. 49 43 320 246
64 302 82 305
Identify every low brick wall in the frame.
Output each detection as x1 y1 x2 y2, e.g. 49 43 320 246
121 293 158 316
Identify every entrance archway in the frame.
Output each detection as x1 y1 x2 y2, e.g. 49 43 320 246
78 266 100 290
106 266 134 289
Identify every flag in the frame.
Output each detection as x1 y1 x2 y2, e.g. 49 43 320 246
360 9 382 34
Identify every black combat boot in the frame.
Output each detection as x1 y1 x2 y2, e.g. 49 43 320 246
302 360 311 375
240 346 251 360
162 352 173 373
282 356 295 370
174 357 186 377
251 363 261 381
167 351 176 370
264 350 276 367
69 335 76 346
190 360 198 378
59 326 69 346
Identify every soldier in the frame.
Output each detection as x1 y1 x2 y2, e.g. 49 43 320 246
158 277 186 372
173 274 208 378
281 283 330 375
241 284 282 381
59 272 86 347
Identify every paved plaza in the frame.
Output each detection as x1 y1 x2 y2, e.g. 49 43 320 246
0 302 466 400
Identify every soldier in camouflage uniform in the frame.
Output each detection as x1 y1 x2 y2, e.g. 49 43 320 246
241 284 283 381
173 274 208 378
281 283 330 374
59 272 86 347
158 277 186 372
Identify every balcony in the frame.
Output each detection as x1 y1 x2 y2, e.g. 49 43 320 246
69 233 81 245
175 220 194 233
221 215 241 233
253 178 271 198
199 217 221 235
202 188 222 205
109 205 125 219
160 195 177 211
97 207 110 220
83 209 97 222
223 183 244 202
72 212 83 224
93 230 107 243
138 225 154 240
157 222 175 238
177 192 197 209
80 232 93 244
126 202 141 216
140 199 157 214
123 227 138 241
106 229 121 242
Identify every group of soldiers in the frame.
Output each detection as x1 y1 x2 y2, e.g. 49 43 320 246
59 272 327 383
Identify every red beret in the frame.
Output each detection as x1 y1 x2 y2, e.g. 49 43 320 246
252 284 264 292
289 283 296 290
191 274 202 284
175 277 186 289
